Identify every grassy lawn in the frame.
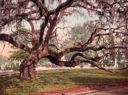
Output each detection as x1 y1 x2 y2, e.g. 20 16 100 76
0 69 128 95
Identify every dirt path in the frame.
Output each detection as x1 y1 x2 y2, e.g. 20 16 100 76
82 86 128 95
31 86 128 95
31 80 128 95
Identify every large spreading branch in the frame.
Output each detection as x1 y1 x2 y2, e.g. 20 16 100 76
0 34 31 53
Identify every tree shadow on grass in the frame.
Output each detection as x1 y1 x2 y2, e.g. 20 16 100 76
0 75 36 95
70 77 128 95
0 75 19 95
70 76 128 86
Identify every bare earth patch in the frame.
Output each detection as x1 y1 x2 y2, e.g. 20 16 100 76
31 79 128 95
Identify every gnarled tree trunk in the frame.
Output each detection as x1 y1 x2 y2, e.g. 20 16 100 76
19 54 39 80
19 46 49 80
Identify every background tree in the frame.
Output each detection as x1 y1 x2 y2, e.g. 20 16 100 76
0 0 128 80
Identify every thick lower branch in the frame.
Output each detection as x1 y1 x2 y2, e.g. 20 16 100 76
47 55 79 67
0 34 31 52
81 60 112 73
47 52 112 72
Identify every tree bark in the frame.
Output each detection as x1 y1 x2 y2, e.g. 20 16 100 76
113 49 119 69
19 54 38 80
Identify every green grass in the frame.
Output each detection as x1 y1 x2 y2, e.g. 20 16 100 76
0 69 128 95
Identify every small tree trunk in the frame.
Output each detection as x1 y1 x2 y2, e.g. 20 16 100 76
113 57 118 68
19 54 38 80
113 49 118 69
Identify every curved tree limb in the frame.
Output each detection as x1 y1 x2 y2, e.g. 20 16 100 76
81 60 112 73
70 53 112 72
49 0 74 15
58 45 127 57
46 52 112 73
27 20 37 45
0 34 31 53
47 55 79 67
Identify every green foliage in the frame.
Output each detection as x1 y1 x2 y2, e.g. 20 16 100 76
0 69 128 95
70 21 95 45
5 61 19 71
9 50 28 61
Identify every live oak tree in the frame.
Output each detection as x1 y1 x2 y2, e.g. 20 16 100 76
0 0 128 80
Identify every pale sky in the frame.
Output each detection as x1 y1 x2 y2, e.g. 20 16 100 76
0 42 13 57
